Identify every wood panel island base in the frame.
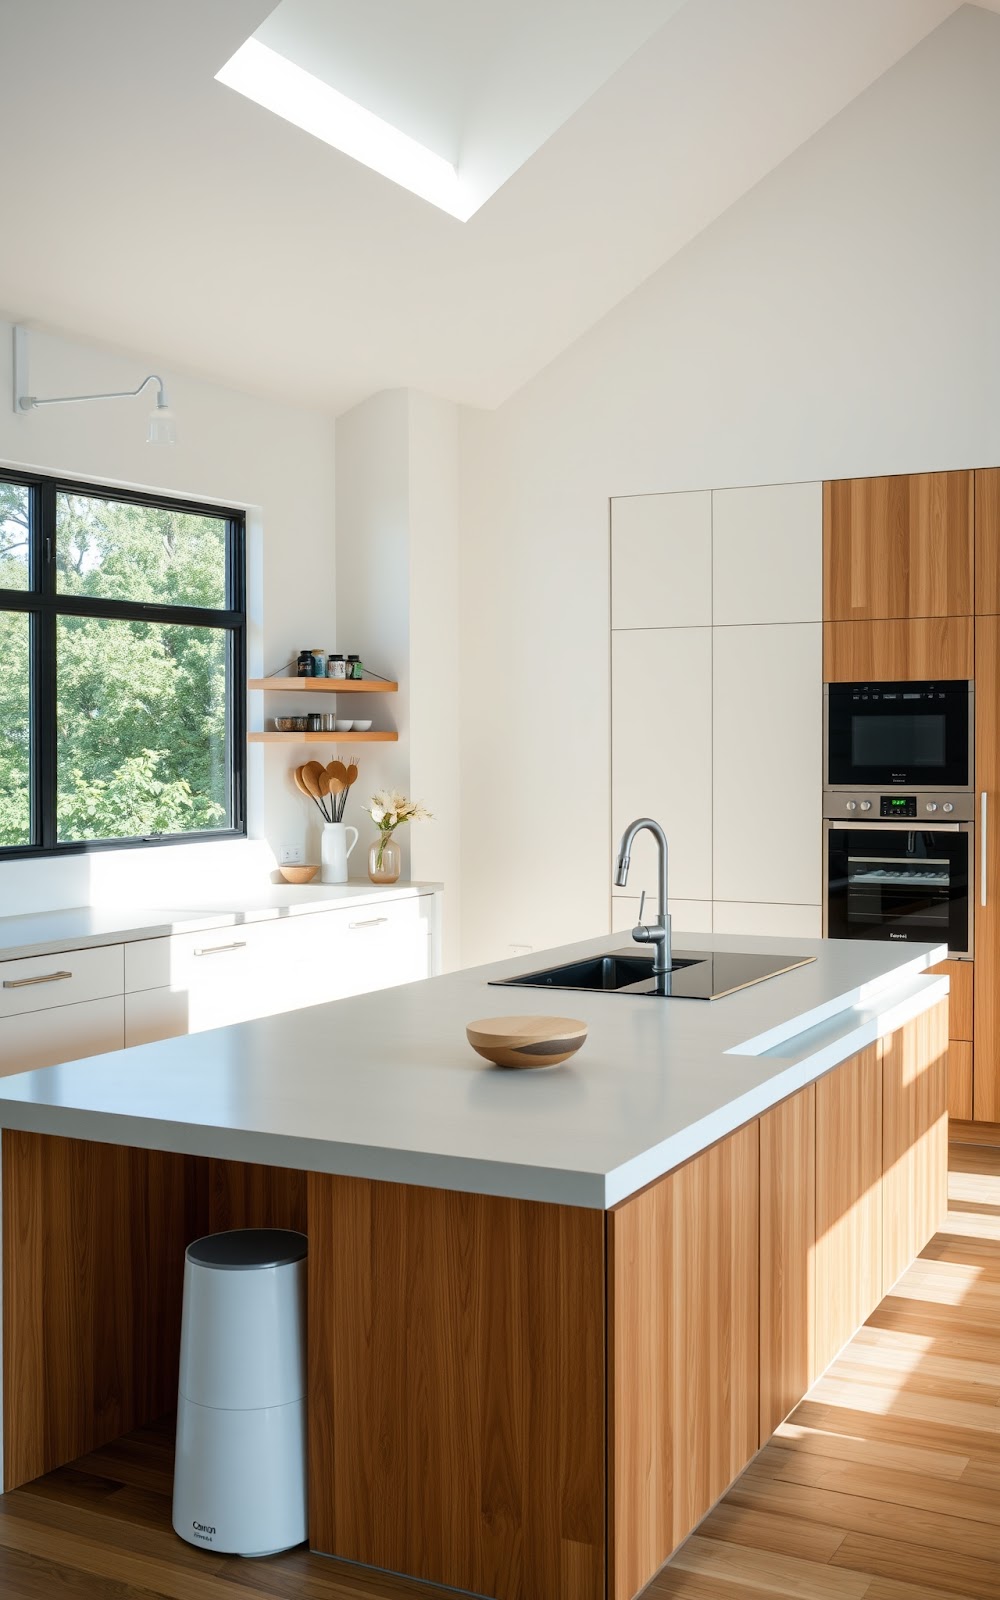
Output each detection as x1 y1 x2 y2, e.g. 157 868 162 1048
0 933 950 1600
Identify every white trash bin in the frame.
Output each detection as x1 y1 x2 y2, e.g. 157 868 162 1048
172 1228 308 1557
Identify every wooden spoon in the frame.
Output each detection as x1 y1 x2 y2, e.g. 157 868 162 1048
300 761 325 797
344 762 359 789
292 766 311 797
326 760 348 785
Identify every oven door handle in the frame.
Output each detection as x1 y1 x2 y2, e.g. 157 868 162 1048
982 791 989 907
830 820 966 832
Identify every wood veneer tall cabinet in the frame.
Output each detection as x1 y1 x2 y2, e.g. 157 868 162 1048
974 613 1000 1120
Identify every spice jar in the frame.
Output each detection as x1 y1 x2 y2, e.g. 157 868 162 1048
329 654 347 680
311 649 327 678
296 651 313 677
347 654 362 680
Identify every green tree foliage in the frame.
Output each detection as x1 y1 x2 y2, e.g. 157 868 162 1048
0 485 231 847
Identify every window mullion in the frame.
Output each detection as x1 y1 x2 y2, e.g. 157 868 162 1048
34 483 58 850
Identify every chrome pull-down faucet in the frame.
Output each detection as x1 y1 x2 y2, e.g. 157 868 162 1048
614 817 671 995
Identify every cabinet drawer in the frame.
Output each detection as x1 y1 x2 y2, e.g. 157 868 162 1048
0 996 125 1077
0 944 123 1020
125 921 276 993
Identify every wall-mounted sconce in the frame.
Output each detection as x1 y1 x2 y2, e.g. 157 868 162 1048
12 324 176 445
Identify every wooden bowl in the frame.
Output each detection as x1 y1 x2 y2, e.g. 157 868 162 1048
278 863 319 884
466 1015 588 1069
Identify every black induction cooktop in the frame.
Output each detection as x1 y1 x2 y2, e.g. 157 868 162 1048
491 948 816 1000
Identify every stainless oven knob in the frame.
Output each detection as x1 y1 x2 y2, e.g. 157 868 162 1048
943 802 954 813
860 800 872 811
926 802 938 812
846 800 857 811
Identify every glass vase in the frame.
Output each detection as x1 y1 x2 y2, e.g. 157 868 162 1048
369 832 401 884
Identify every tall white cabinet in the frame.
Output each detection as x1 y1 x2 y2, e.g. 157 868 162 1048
611 480 823 939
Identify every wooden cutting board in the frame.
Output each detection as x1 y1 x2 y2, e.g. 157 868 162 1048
466 1016 588 1069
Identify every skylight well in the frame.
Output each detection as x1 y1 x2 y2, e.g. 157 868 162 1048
216 40 476 220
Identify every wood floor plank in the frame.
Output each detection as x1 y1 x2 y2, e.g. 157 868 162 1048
697 1500 848 1562
830 1530 1000 1600
666 1535 871 1598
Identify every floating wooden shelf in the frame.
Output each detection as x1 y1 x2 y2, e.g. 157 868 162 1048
248 678 398 694
248 731 398 744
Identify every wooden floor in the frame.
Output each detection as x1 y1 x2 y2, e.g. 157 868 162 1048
1 1144 998 1600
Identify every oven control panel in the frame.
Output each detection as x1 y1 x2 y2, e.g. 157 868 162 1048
823 789 974 822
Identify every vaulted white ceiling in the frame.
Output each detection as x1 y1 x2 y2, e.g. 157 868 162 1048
0 0 974 413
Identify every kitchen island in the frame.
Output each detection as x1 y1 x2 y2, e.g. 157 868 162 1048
0 930 950 1600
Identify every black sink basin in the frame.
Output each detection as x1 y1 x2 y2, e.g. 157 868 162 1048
490 947 816 1000
495 952 701 994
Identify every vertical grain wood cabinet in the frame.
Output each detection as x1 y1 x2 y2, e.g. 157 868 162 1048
607 1121 759 1600
823 471 973 622
975 468 1000 616
759 1084 815 1438
881 1003 949 1289
814 1044 883 1375
975 614 1000 1120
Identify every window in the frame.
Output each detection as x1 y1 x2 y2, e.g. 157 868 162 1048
0 473 246 855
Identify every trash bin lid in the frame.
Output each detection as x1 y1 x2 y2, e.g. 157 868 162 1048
186 1228 308 1270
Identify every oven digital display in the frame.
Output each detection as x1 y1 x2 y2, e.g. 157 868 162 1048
880 795 917 817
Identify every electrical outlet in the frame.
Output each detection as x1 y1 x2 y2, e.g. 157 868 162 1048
280 846 303 866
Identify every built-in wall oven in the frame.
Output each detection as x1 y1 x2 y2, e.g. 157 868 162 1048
824 790 974 956
825 680 974 791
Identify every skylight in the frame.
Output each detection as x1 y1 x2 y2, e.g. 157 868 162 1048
216 40 475 220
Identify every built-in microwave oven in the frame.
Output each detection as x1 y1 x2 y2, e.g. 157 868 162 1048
825 680 974 792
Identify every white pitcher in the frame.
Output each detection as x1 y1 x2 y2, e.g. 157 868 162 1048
320 822 359 884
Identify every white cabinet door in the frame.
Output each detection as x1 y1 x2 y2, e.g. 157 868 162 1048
611 897 713 936
0 996 125 1077
611 492 712 630
713 902 822 938
712 482 822 625
713 623 822 905
612 628 713 902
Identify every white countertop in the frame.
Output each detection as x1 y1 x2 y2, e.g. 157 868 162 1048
0 930 947 1208
0 882 441 963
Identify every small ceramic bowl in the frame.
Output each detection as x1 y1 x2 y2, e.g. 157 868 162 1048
278 863 319 884
335 719 354 732
353 719 372 732
274 716 308 732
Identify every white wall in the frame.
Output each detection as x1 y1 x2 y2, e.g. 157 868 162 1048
336 389 461 965
458 3 1000 964
0 320 336 915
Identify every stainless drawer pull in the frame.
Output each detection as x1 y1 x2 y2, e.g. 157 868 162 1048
3 969 73 989
193 941 247 957
349 917 389 929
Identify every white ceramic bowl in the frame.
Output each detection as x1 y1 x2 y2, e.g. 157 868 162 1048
334 719 354 732
353 719 372 732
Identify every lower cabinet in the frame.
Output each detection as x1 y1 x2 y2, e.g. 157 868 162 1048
607 1121 759 1600
929 958 973 1120
881 1002 949 1290
759 1084 816 1438
814 1042 883 1375
0 996 125 1076
125 896 438 1047
606 1014 949 1600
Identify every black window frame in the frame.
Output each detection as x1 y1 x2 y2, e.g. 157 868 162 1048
0 469 247 858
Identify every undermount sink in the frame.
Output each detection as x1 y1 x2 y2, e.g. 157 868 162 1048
491 948 817 1001
493 951 701 996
